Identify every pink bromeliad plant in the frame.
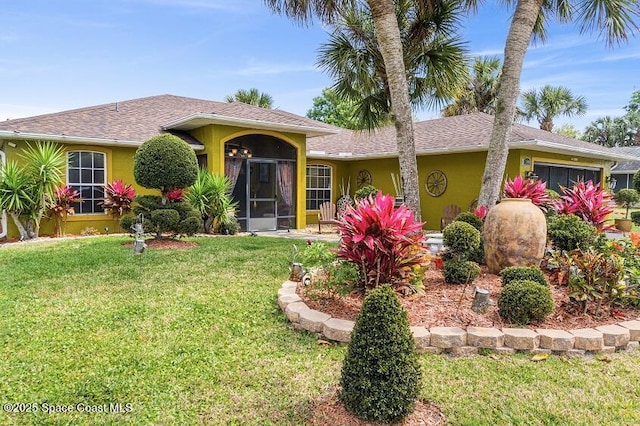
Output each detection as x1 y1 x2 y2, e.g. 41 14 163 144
103 179 136 218
335 192 428 291
503 175 550 210
165 188 184 202
553 180 614 231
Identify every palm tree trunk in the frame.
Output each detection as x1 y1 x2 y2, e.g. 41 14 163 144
367 0 421 221
478 0 544 208
8 212 29 240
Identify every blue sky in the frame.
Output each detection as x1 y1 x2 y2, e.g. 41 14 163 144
1 0 638 132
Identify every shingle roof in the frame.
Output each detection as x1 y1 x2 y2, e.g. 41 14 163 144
0 94 339 145
611 147 640 173
308 112 636 161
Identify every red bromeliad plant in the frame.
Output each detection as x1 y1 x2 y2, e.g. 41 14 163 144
553 180 614 231
503 175 550 210
165 188 184 202
335 192 428 291
473 205 488 220
48 185 81 236
103 180 136 218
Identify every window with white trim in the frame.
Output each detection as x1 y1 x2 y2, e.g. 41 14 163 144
67 151 106 214
306 164 332 210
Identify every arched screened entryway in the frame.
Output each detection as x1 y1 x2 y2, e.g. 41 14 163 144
224 134 296 231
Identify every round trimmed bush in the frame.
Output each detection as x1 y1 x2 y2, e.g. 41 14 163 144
443 221 481 254
453 211 483 231
547 214 596 252
354 185 378 201
340 285 421 423
134 134 198 192
150 209 180 233
498 280 554 325
500 266 547 287
443 259 480 284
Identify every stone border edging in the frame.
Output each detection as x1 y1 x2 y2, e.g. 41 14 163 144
278 281 640 357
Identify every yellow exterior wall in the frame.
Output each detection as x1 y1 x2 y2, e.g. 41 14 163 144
515 149 610 183
305 159 351 225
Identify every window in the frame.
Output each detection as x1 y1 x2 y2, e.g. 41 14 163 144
306 164 332 210
67 151 106 214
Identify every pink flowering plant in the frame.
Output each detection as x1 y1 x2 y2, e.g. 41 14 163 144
165 188 184 202
473 205 488 220
103 179 136 218
48 185 81 236
552 180 614 231
335 192 428 291
503 175 550 210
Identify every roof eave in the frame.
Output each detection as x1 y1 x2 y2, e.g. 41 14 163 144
163 113 340 138
306 144 487 160
510 139 636 161
0 130 205 150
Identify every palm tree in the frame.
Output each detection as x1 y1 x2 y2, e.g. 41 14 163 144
317 0 468 130
583 115 637 147
518 85 587 132
264 0 472 220
443 55 501 116
225 88 274 109
478 0 639 208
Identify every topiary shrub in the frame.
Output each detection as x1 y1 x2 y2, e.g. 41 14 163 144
443 221 481 255
500 266 547 287
340 285 421 423
151 209 180 233
547 214 596 252
453 211 483 231
443 259 481 284
354 185 378 202
498 280 554 325
133 133 198 194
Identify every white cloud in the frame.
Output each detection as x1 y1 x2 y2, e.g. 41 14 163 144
469 48 503 57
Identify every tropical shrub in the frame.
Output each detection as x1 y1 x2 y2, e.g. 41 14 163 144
340 285 421 423
133 133 198 195
306 261 360 298
567 248 627 315
614 188 639 219
102 180 136 219
500 266 547 287
498 280 554 325
48 185 81 236
165 188 184 202
503 175 550 210
0 141 65 239
454 211 483 231
632 211 640 226
547 214 596 252
473 205 488 220
297 241 336 268
443 259 481 284
335 192 427 290
186 169 238 234
353 185 378 202
552 180 614 230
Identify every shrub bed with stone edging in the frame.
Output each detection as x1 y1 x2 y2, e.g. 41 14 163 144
278 281 640 357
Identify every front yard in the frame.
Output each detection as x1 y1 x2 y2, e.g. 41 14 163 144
1 236 639 425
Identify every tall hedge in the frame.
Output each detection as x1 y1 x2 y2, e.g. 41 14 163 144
133 134 198 192
340 285 421 423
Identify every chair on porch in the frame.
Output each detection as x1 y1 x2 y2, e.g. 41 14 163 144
318 202 337 233
440 204 461 231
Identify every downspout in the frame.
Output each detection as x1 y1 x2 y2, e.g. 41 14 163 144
0 148 6 238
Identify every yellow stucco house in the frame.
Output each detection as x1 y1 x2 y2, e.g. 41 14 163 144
0 94 633 239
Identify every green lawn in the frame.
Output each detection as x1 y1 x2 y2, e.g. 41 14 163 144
1 236 639 425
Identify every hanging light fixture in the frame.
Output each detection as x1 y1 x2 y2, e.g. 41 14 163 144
225 144 252 158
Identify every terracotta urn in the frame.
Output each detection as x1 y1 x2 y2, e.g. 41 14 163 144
482 198 547 274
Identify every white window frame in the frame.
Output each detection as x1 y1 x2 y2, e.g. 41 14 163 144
67 151 107 214
306 164 332 211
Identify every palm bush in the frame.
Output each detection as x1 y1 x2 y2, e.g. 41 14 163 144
186 169 238 234
0 141 65 239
